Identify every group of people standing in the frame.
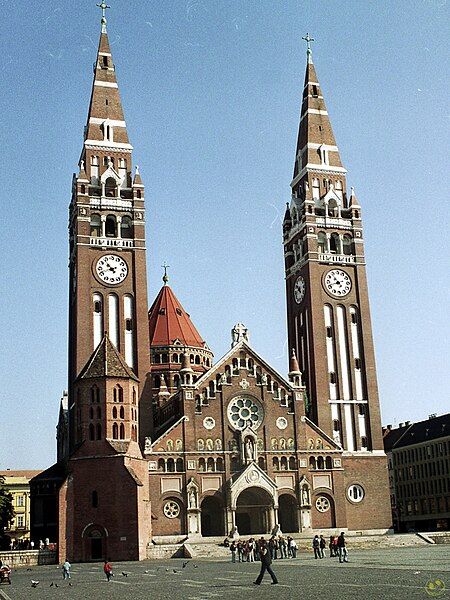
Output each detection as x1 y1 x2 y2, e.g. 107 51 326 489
313 533 348 562
229 535 298 563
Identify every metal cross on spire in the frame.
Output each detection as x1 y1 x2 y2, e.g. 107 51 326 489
302 33 315 62
96 1 111 33
162 262 170 285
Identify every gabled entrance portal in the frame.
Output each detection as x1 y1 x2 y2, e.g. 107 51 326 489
236 487 273 535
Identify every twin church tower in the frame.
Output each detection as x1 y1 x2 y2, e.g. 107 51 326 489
54 11 390 561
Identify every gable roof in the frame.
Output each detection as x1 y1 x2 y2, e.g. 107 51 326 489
194 340 294 390
77 334 138 381
148 284 207 349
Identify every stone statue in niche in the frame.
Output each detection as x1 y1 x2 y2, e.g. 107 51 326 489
220 373 228 385
302 486 310 506
261 373 268 386
245 437 255 462
188 488 197 509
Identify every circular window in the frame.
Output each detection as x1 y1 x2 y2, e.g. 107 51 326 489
227 396 264 430
203 417 215 430
276 417 288 430
163 500 180 519
315 496 330 513
347 484 364 503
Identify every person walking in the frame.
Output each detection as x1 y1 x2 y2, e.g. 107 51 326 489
290 538 298 558
329 535 335 557
62 560 71 580
337 532 348 563
254 542 278 585
319 535 326 558
279 536 287 559
230 541 237 563
237 541 243 563
103 560 113 581
312 535 320 559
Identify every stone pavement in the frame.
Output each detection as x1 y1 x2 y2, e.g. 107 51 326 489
0 546 449 600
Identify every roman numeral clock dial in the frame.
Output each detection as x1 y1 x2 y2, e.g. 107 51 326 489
324 269 352 297
95 254 128 285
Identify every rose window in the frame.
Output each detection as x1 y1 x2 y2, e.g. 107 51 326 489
227 396 263 430
163 500 180 519
315 496 330 513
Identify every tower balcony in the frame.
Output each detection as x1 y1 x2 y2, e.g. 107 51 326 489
90 236 134 248
318 252 356 264
315 216 352 229
89 196 132 210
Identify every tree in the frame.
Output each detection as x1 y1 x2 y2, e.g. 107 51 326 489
0 476 14 541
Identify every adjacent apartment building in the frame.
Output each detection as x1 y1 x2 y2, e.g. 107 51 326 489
0 470 42 547
383 414 450 532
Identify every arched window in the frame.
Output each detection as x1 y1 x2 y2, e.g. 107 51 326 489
119 406 125 419
89 424 95 441
280 456 288 471
112 422 118 439
112 407 117 419
96 423 102 440
162 353 169 363
172 353 179 363
174 374 180 388
309 457 316 470
342 235 353 256
92 491 98 508
136 190 141 199
119 423 125 440
105 214 117 237
258 457 266 470
328 199 338 217
176 458 184 472
198 458 206 472
158 458 165 472
312 178 320 200
97 407 101 419
288 457 296 470
190 354 194 364
120 216 132 239
132 425 137 441
317 456 324 470
132 387 137 404
209 381 215 397
325 456 333 470
329 233 341 254
166 458 175 473
273 457 280 470
195 355 200 365
105 177 116 197
80 184 86 194
118 386 123 403
317 231 327 254
232 358 239 374
207 458 215 472
89 407 94 420
216 457 224 471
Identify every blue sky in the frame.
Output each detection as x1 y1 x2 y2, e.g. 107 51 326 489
0 0 448 469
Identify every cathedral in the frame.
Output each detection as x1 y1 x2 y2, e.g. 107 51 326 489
34 9 392 562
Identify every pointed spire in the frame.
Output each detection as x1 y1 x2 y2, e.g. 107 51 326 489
291 37 347 193
349 186 361 208
81 14 132 156
289 348 301 374
148 284 207 349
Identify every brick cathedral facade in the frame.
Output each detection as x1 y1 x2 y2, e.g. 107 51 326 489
35 15 392 562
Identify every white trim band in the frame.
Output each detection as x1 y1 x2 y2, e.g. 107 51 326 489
84 139 133 150
94 81 118 88
89 117 127 127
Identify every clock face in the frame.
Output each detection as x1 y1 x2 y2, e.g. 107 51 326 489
293 275 306 304
95 254 128 285
324 269 352 297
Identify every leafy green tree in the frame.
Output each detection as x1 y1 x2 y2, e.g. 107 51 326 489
0 476 14 539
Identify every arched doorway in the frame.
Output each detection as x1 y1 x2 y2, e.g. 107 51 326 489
82 524 107 561
279 494 299 533
312 493 336 529
236 487 273 535
201 496 224 537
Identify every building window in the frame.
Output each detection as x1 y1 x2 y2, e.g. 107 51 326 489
121 216 132 239
17 515 25 528
329 372 337 384
90 214 101 237
92 491 98 508
317 231 327 254
17 495 25 507
347 484 365 503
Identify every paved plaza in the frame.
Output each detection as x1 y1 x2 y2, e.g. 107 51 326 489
0 546 449 600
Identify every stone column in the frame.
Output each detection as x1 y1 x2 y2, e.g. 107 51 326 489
101 215 106 238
